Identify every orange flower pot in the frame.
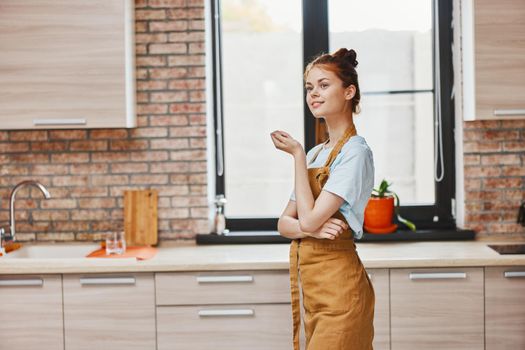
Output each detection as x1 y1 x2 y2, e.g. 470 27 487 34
363 196 397 234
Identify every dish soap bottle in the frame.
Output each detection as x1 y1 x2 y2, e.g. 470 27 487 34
213 194 227 235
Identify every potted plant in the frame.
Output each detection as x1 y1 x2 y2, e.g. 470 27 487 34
364 179 416 234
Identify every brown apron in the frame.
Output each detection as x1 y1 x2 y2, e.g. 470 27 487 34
289 125 375 350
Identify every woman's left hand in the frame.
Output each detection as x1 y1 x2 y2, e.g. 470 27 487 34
270 130 304 157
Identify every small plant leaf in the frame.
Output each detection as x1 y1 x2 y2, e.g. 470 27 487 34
372 179 393 198
392 192 400 207
397 214 417 232
390 186 417 232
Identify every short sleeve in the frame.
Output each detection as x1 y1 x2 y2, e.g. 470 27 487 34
322 147 374 208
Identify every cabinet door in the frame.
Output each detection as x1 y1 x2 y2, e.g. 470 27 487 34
157 303 292 350
0 0 136 129
368 268 390 350
463 0 525 120
390 268 484 350
0 275 64 350
63 273 155 350
486 266 525 349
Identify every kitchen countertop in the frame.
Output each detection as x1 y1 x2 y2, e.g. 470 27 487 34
1 240 524 274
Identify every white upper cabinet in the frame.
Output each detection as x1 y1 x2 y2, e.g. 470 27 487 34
461 0 525 120
0 0 136 129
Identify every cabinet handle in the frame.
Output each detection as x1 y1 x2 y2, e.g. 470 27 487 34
198 309 255 317
504 271 525 278
79 277 136 285
409 272 466 280
367 273 372 280
0 278 43 287
493 109 525 117
33 118 87 126
196 275 254 283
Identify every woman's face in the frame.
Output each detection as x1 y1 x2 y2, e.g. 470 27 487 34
305 66 354 118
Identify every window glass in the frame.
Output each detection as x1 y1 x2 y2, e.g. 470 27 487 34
329 0 435 204
221 0 304 217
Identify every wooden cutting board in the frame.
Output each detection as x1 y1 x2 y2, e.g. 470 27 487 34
124 190 158 246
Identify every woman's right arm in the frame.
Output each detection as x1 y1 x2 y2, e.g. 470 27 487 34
278 200 347 240
278 200 308 239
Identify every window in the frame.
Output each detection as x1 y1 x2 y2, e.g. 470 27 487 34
211 0 456 235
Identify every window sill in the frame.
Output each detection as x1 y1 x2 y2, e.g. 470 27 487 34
196 232 288 245
195 228 476 245
359 228 475 242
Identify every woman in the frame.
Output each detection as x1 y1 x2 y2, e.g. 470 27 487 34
270 48 375 350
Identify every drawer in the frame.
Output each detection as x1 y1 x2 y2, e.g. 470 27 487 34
155 270 290 305
157 303 292 350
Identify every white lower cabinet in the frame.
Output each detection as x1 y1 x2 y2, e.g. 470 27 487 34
155 271 293 350
390 267 484 350
368 268 390 350
63 273 156 350
157 303 292 350
5 263 525 350
485 266 525 349
0 274 64 350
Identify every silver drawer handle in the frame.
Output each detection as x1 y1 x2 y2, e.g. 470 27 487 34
196 275 254 283
198 309 255 317
493 109 525 116
367 273 372 280
0 278 43 287
409 272 466 280
504 271 525 278
33 118 87 126
79 277 136 285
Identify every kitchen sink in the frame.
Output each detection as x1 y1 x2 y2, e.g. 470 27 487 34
3 243 99 259
487 244 525 255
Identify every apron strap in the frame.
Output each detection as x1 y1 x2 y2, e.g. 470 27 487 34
322 124 357 168
316 124 357 186
289 240 302 350
308 139 330 166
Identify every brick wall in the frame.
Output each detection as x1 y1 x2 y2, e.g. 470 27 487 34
0 0 208 242
463 120 525 239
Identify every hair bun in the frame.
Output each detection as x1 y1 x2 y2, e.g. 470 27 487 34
345 49 358 68
333 48 358 68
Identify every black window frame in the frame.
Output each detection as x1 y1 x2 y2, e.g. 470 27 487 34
211 0 456 234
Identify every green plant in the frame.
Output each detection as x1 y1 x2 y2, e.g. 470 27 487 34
371 179 416 232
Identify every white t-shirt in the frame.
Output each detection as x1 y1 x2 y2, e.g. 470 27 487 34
290 135 375 239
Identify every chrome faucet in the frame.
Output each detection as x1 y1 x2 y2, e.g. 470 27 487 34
1 180 51 252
